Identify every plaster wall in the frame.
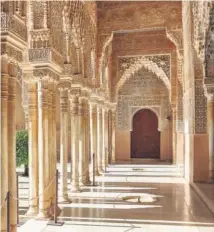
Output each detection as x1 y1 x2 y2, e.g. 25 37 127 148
160 130 172 161
116 129 173 162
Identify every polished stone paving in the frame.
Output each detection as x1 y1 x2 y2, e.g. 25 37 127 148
18 163 214 232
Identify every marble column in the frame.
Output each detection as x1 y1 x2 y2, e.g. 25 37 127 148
207 95 214 183
111 110 116 163
70 95 81 192
8 63 17 232
37 77 50 218
105 109 109 166
90 103 99 175
48 81 53 204
84 100 90 184
97 106 103 173
102 107 106 171
52 82 57 201
78 98 86 186
172 107 177 164
93 105 99 175
108 111 112 164
1 58 9 232
26 81 39 216
59 87 70 202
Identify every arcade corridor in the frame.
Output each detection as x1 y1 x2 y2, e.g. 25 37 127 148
17 163 214 232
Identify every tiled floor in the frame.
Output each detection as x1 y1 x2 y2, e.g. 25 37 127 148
18 163 214 232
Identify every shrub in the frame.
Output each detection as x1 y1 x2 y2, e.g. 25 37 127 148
16 130 28 167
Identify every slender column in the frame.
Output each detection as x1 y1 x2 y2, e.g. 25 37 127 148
105 109 109 166
172 107 177 164
70 95 81 192
97 106 103 173
84 100 90 184
37 78 50 218
207 95 214 183
8 63 17 232
78 98 86 185
59 88 70 202
89 103 94 173
52 82 57 200
90 103 99 175
26 82 39 216
111 110 116 163
93 105 99 175
48 81 53 204
101 107 106 170
1 58 9 232
108 111 112 164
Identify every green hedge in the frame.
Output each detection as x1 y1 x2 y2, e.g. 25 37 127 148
16 130 28 167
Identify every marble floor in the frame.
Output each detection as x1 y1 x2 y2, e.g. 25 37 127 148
17 163 214 232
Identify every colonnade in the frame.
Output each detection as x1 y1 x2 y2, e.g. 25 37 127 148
0 64 116 231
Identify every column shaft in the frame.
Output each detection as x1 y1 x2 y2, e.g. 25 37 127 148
59 89 69 201
48 82 53 204
52 83 57 200
70 96 81 192
93 106 99 174
84 101 90 184
8 73 17 231
172 108 177 164
102 108 106 170
97 107 102 172
27 82 39 216
1 62 8 232
37 78 50 218
111 111 116 163
78 99 86 185
105 110 109 166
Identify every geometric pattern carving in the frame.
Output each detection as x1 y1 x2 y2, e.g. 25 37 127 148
195 79 207 134
116 68 170 131
176 82 184 132
115 54 171 101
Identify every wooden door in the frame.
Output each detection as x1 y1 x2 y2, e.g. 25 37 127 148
131 109 160 159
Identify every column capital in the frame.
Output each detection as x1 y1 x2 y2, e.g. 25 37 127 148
58 80 71 92
69 87 81 98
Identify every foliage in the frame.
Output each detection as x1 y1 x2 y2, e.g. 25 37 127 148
16 130 28 167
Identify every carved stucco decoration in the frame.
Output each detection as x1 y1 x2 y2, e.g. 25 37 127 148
116 67 170 131
192 1 212 63
205 3 214 77
166 29 183 58
1 12 27 41
176 82 183 132
99 33 113 85
115 55 171 101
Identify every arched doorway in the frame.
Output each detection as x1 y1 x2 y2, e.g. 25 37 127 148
131 109 160 159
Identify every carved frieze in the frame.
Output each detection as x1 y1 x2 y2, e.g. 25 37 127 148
1 13 27 41
1 44 23 62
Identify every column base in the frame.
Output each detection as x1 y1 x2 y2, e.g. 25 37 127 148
95 170 101 176
58 196 72 204
26 206 38 216
36 210 50 220
70 186 81 193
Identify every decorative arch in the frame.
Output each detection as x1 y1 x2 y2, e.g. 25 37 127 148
115 56 171 101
